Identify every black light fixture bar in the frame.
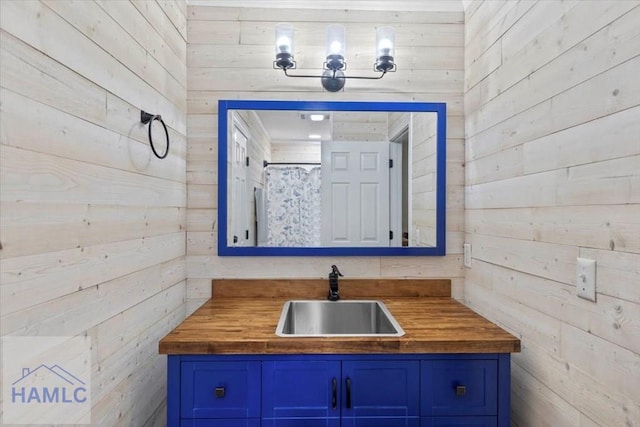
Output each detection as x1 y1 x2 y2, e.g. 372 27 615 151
274 23 396 92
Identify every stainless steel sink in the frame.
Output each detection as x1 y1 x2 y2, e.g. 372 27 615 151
275 300 405 337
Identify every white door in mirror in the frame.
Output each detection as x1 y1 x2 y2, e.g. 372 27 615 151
231 117 250 247
576 257 596 302
321 141 390 246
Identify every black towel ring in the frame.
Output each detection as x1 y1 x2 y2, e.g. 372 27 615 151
140 110 170 159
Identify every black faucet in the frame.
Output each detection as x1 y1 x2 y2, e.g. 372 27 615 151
327 265 343 301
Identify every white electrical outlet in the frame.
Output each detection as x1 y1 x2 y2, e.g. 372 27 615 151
576 257 596 302
463 243 472 268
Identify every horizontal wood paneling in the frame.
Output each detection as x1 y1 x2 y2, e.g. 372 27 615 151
185 4 465 308
0 202 185 258
466 57 640 163
42 0 186 108
1 144 186 207
512 339 639 427
0 0 186 133
0 1 187 425
95 0 186 83
1 257 185 336
1 232 184 317
189 44 464 70
466 6 640 138
466 205 640 255
189 67 464 93
188 91 465 115
0 89 186 183
466 107 640 186
464 1 640 426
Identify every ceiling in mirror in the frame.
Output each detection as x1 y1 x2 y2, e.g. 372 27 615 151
255 110 333 142
218 100 446 256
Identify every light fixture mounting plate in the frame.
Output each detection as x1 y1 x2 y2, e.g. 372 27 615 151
321 70 345 92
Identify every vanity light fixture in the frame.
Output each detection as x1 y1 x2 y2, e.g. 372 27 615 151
274 23 396 92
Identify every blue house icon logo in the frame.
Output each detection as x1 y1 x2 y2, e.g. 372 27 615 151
12 364 88 404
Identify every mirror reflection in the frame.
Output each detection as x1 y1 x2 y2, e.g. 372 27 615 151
218 100 446 256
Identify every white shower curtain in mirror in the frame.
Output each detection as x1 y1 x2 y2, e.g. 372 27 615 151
263 166 321 246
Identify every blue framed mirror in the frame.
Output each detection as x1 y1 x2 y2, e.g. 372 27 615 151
218 100 446 256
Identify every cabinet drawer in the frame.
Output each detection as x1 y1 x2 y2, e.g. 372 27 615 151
421 360 498 416
421 416 497 426
181 361 261 419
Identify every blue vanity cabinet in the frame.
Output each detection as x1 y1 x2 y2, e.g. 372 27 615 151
167 354 511 427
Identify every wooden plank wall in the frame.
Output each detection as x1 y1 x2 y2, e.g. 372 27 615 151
0 1 188 425
463 1 640 425
186 5 465 313
411 112 438 246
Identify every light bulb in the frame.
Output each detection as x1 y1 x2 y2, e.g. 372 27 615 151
275 23 294 57
378 38 392 56
326 24 345 58
276 36 291 53
329 41 342 55
375 26 395 59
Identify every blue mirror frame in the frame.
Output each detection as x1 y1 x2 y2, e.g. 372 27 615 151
218 100 446 256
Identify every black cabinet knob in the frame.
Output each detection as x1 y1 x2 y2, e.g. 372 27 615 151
215 387 225 398
455 385 467 396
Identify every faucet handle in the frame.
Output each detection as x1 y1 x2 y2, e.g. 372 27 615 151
331 265 343 277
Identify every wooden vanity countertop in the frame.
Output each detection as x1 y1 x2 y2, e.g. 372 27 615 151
159 279 521 355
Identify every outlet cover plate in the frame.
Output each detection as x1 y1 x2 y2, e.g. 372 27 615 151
576 257 596 302
463 243 472 268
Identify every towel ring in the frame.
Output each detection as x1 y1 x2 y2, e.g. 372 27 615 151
140 110 170 159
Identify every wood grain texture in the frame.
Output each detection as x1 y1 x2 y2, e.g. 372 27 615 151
159 279 520 354
0 2 188 426
211 278 452 298
464 1 640 426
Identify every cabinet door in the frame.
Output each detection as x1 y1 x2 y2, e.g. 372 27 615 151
341 360 420 425
262 360 341 424
421 360 498 416
421 416 497 426
180 361 261 419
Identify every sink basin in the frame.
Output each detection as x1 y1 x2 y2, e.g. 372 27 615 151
275 300 405 337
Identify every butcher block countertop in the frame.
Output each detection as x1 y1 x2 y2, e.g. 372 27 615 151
159 279 521 355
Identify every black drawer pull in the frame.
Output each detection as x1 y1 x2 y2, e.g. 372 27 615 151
215 387 225 398
345 377 352 409
455 385 467 396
